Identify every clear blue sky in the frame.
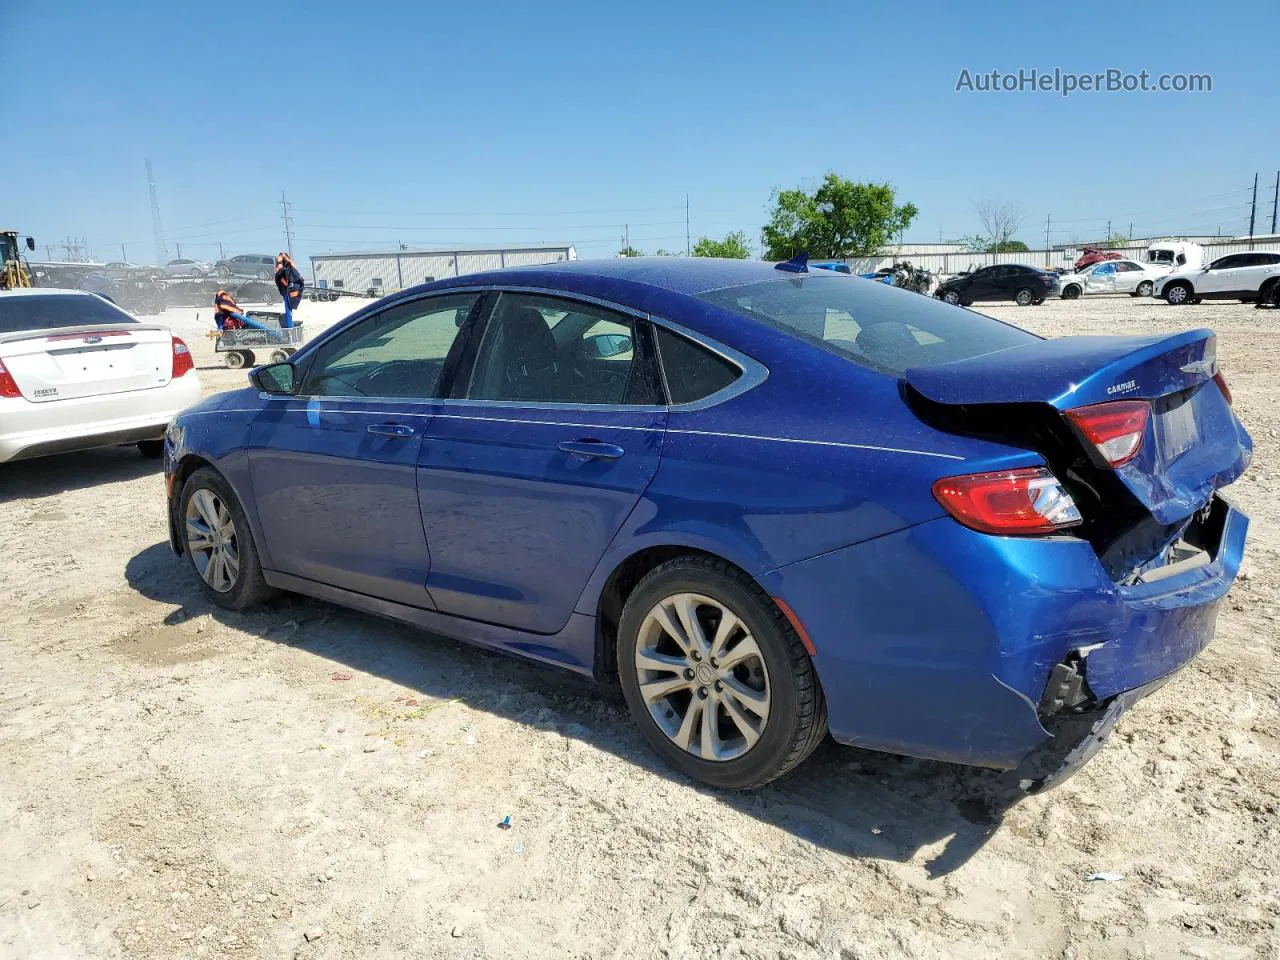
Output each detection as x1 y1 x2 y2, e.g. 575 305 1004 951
5 0 1278 265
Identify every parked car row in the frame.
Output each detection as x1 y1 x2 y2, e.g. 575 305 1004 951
929 245 1280 308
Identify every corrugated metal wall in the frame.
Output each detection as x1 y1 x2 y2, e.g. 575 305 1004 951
312 247 574 293
842 239 1280 276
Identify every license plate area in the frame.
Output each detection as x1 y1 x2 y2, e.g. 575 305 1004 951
1155 389 1199 463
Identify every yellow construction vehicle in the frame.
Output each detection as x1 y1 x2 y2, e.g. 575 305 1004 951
2 230 35 289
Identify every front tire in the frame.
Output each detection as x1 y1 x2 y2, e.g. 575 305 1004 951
1014 287 1034 306
1061 284 1081 300
617 556 827 790
179 467 274 610
1165 281 1192 305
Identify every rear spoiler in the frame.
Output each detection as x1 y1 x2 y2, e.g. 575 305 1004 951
0 323 168 346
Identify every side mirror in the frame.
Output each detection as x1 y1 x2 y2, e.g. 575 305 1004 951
251 362 297 395
1202 265 1211 272
585 332 633 359
25 237 35 251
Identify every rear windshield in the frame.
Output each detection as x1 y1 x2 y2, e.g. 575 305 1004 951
0 294 138 335
696 274 1038 375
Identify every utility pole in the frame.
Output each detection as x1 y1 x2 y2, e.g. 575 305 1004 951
120 242 127 262
1044 214 1050 254
218 242 225 260
145 158 170 264
1105 219 1111 243
280 191 294 257
176 241 183 258
1128 222 1133 241
1271 170 1278 234
685 195 690 256
1248 172 1258 245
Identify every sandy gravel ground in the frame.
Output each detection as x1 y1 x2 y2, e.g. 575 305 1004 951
1 292 1278 960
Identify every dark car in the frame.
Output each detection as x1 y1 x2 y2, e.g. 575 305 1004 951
935 264 1058 306
163 257 1250 791
214 254 276 280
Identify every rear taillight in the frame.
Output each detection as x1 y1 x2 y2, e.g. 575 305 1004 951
1213 371 1233 406
932 467 1083 536
171 336 194 378
1066 400 1150 467
0 359 21 398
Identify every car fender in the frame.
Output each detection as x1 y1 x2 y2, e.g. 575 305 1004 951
165 389 268 562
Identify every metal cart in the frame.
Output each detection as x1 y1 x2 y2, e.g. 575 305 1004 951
214 310 305 369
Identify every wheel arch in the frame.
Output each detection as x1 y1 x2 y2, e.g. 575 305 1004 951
588 541 770 683
168 453 217 554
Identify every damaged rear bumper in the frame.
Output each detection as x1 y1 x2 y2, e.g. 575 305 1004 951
762 494 1248 776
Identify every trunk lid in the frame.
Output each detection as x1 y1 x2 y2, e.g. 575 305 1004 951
0 324 175 402
906 329 1251 570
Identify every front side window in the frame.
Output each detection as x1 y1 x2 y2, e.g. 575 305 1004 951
468 293 654 404
1209 255 1241 270
300 293 480 398
696 274 1038 377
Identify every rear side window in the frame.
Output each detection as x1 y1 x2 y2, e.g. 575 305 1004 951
696 274 1038 376
0 294 138 334
655 326 739 404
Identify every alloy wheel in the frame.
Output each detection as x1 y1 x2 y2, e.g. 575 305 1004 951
634 592 771 762
943 290 961 305
1015 288 1033 305
1167 284 1188 304
185 488 240 593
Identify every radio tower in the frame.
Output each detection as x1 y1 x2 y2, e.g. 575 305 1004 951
146 159 170 265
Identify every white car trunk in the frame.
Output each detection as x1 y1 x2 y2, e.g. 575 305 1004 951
0 324 174 402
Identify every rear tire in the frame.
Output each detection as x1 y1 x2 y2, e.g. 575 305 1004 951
137 439 164 459
1014 287 1034 306
1137 280 1154 297
941 289 962 305
1164 281 1192 305
223 350 255 369
269 349 289 363
617 555 827 790
179 467 275 610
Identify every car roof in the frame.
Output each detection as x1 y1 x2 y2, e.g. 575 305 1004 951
422 256 792 299
0 287 95 298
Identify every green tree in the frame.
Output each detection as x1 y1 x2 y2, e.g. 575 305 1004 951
618 245 645 257
691 230 751 259
653 249 680 257
762 173 918 260
1104 232 1131 248
993 239 1029 252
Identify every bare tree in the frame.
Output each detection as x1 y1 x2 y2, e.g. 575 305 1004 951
975 201 1024 251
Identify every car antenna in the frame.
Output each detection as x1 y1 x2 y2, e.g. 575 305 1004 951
775 252 810 273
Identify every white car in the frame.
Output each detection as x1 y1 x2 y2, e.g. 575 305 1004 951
1154 251 1280 305
0 289 202 463
1057 258 1169 299
165 258 211 277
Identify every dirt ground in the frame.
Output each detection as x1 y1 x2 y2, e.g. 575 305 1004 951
2 291 1278 960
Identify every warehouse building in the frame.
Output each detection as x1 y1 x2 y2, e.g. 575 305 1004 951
309 243 576 296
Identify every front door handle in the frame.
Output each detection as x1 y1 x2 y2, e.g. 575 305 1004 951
367 423 416 439
557 440 624 461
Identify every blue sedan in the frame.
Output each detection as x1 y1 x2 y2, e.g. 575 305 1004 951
164 257 1251 790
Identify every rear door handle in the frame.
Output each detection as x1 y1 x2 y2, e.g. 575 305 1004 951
557 440 624 461
367 423 416 439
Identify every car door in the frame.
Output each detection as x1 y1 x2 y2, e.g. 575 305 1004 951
1198 254 1242 295
1111 261 1142 292
1234 253 1280 294
247 291 485 606
1085 262 1117 294
964 266 997 300
416 290 667 635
